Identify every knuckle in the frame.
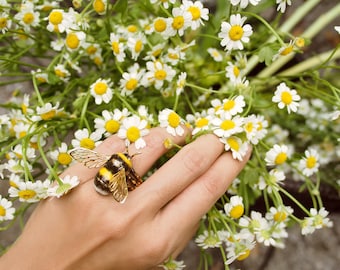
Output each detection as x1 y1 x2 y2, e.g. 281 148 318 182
143 236 170 263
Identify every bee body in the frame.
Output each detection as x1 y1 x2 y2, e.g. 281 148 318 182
69 148 142 203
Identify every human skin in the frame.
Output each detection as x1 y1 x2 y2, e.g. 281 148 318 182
0 127 250 270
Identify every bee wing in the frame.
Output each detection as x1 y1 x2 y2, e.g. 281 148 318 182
69 147 110 168
108 168 128 204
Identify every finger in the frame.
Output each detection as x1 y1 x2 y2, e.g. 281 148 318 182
160 148 251 228
135 134 224 212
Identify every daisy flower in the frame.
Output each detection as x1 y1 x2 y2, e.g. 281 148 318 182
109 33 126 62
54 64 71 82
65 30 86 51
187 110 212 136
47 8 75 33
218 14 253 52
48 175 80 198
231 0 261 9
143 61 176 90
164 7 192 37
224 195 244 219
159 258 185 270
164 46 185 66
49 142 73 166
158 109 185 136
207 48 223 62
31 69 49 84
272 82 300 113
214 95 246 117
119 64 144 96
298 148 320 177
12 144 36 160
89 78 113 105
181 0 209 30
14 2 40 32
0 195 15 221
32 102 62 121
225 231 255 264
94 109 129 137
273 40 295 60
212 115 244 138
127 33 146 60
265 144 289 166
8 181 42 203
266 205 294 223
195 230 224 249
151 17 168 35
221 136 249 161
243 114 268 145
0 12 12 34
301 207 333 235
93 0 107 15
71 128 102 150
117 115 149 149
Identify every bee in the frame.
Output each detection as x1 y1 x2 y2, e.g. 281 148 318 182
69 147 142 203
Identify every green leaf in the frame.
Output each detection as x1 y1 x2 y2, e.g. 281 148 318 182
258 46 275 66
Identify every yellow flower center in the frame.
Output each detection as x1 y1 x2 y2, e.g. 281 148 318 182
188 6 201 20
134 40 143 53
18 189 36 200
80 138 95 149
227 137 240 151
111 41 120 54
237 249 251 261
0 17 7 29
86 45 97 55
274 211 287 222
0 205 6 216
125 78 138 91
275 152 287 165
168 112 180 128
280 45 293 56
19 131 27 138
229 25 244 41
41 109 56 120
127 24 138 33
66 33 80 49
233 66 240 77
306 156 317 169
94 56 102 66
55 69 66 78
93 0 106 14
94 82 108 95
49 10 63 25
154 18 167 32
126 126 140 142
230 205 244 219
155 69 167 80
105 120 120 133
220 119 235 130
281 91 293 105
172 16 184 30
168 52 179 60
57 152 72 165
21 103 28 114
244 122 253 133
295 38 305 48
196 117 209 128
223 100 235 111
23 12 34 25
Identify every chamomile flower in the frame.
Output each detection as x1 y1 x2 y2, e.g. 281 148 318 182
265 144 289 166
159 258 186 270
165 7 192 37
47 8 74 33
150 0 176 9
158 109 185 137
71 128 102 150
49 142 73 166
221 136 249 161
164 46 185 66
0 12 12 34
12 144 36 160
151 17 168 35
207 48 223 62
212 115 244 138
118 115 149 149
65 30 86 51
94 109 128 137
266 205 294 223
14 2 40 32
276 0 292 13
109 33 126 62
301 207 333 235
257 169 285 193
0 195 15 221
218 14 253 52
89 78 113 105
8 181 42 203
54 63 71 82
93 0 107 15
186 111 212 135
231 0 261 9
143 61 176 90
298 148 320 177
272 82 300 113
225 232 256 264
48 175 80 198
225 61 243 84
243 114 268 145
31 69 49 84
32 102 62 121
127 33 146 60
175 72 187 95
119 64 144 96
181 0 209 30
224 195 244 219
214 96 246 117
273 40 295 60
195 230 223 249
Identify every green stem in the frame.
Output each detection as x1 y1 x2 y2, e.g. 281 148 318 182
278 186 310 216
32 76 45 106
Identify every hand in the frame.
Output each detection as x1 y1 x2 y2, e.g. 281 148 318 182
0 127 251 270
